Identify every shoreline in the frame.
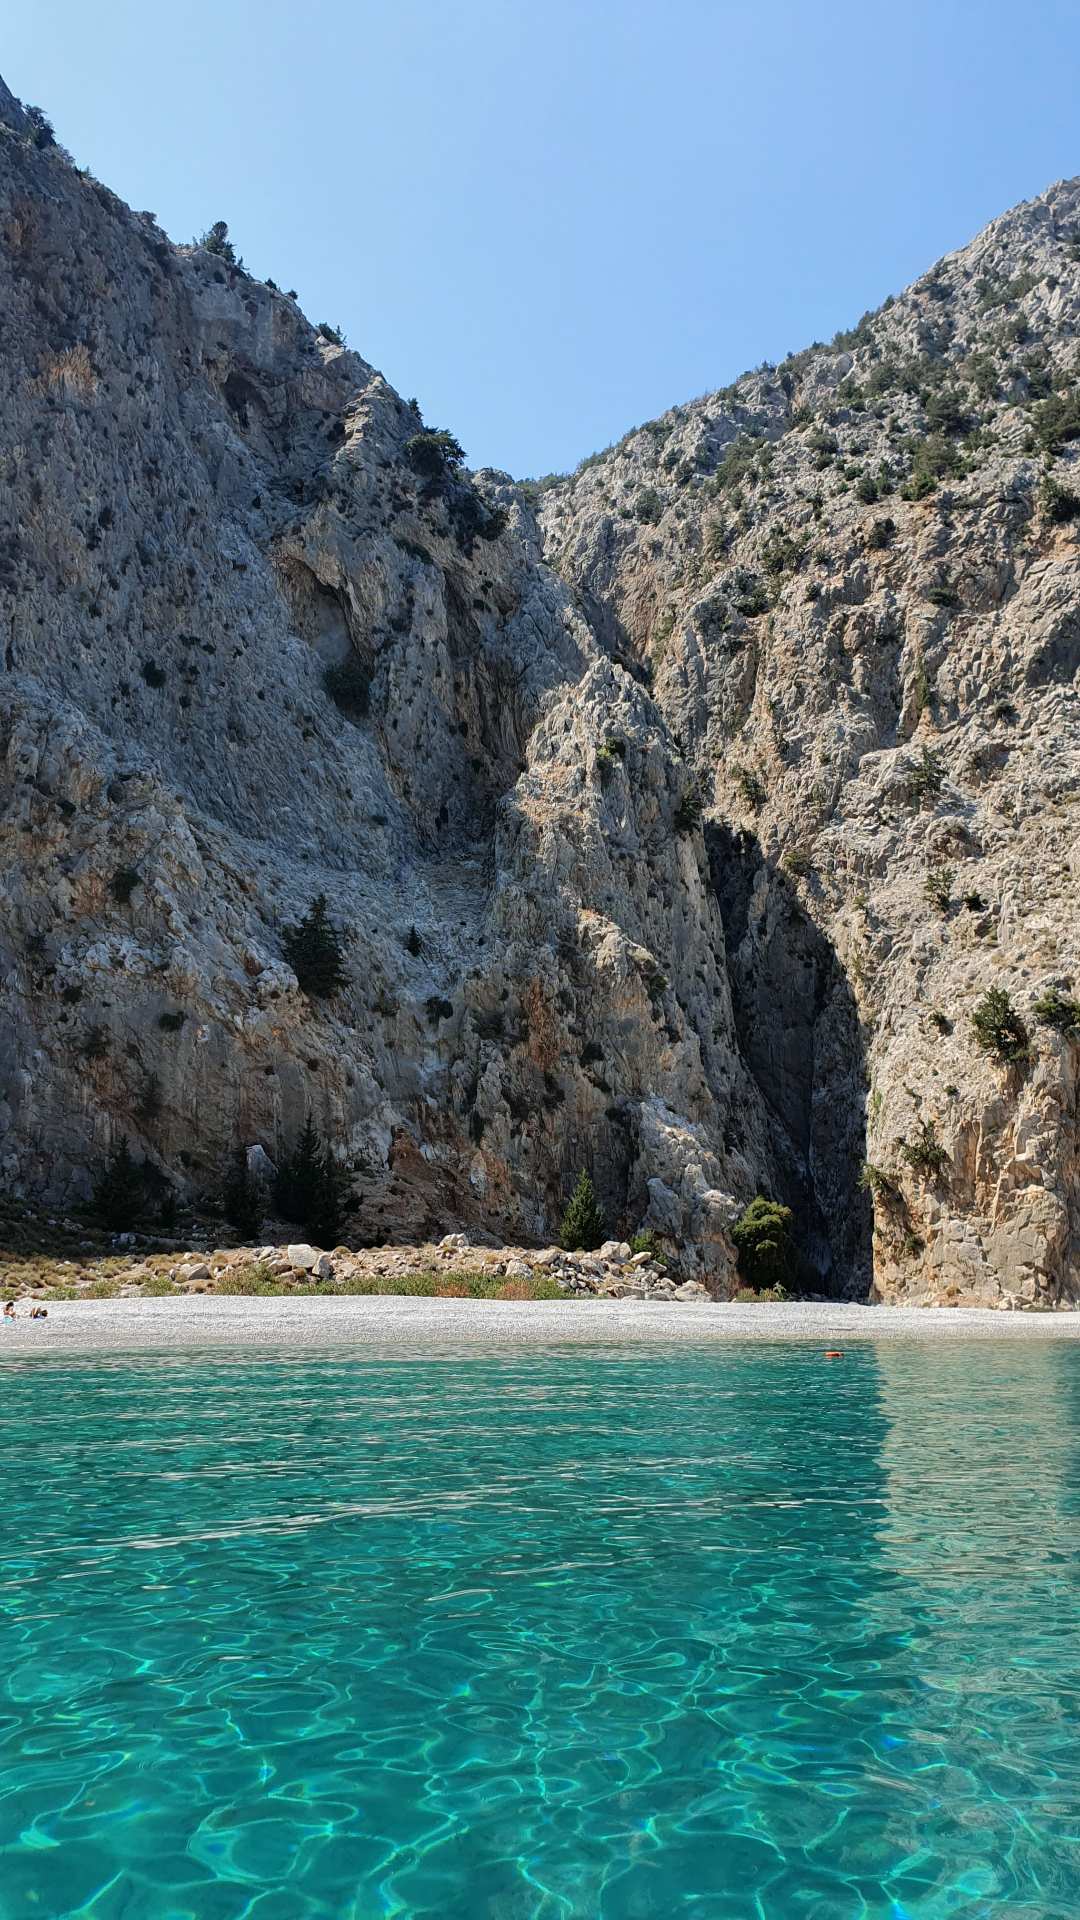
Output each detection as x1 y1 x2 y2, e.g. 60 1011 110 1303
2 1296 1079 1352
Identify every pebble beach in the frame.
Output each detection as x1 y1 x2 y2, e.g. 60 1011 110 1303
4 1295 1079 1352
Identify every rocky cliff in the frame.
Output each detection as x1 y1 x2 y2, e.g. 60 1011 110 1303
0 76 1076 1301
538 181 1080 1303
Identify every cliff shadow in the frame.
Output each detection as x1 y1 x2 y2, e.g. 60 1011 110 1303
707 823 872 1299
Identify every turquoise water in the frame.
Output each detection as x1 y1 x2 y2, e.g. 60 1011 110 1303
2 1345 1080 1918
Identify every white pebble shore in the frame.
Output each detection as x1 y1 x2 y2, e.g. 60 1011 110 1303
2 1296 1079 1352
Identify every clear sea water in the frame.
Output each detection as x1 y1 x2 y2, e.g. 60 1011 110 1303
2 1343 1080 1919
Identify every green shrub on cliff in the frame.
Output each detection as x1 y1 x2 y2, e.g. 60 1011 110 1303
1039 474 1080 524
900 1119 949 1180
406 429 466 480
674 785 704 833
971 986 1028 1064
1033 986 1080 1038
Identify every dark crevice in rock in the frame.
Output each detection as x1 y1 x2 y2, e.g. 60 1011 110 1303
707 823 872 1298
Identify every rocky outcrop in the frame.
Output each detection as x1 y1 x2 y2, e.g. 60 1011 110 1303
538 183 1080 1302
1 78 1077 1303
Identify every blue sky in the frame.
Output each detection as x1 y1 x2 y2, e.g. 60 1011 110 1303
8 1 1080 476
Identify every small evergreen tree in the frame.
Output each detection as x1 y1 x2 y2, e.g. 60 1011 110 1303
971 987 1029 1064
900 1119 950 1180
732 1196 794 1292
223 1147 264 1240
91 1136 146 1230
282 894 349 997
559 1169 606 1251
1039 473 1080 525
274 1115 354 1246
405 429 466 480
196 220 236 263
274 1113 321 1224
924 865 954 913
674 785 704 833
25 106 56 150
307 1151 354 1247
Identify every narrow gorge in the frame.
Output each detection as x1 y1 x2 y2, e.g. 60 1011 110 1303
1 74 1077 1302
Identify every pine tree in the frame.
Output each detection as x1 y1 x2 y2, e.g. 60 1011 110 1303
282 894 349 998
971 987 1028 1064
559 1168 606 1252
274 1113 321 1225
91 1136 146 1230
308 1151 354 1248
196 220 236 263
405 428 467 479
274 1116 354 1247
223 1147 264 1240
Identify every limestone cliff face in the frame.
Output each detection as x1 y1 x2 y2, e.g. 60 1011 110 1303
1 81 1076 1302
0 82 780 1287
539 183 1080 1303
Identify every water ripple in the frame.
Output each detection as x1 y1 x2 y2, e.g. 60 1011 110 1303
1 1343 1080 1916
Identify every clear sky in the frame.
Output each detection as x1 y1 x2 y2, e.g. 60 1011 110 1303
7 1 1080 476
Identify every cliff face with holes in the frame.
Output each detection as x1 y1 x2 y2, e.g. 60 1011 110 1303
0 74 1076 1302
538 182 1080 1303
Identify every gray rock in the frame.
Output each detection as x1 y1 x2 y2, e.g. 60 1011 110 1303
246 1145 276 1183
286 1245 333 1279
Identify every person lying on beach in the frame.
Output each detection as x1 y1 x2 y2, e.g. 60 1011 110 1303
29 1307 47 1320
